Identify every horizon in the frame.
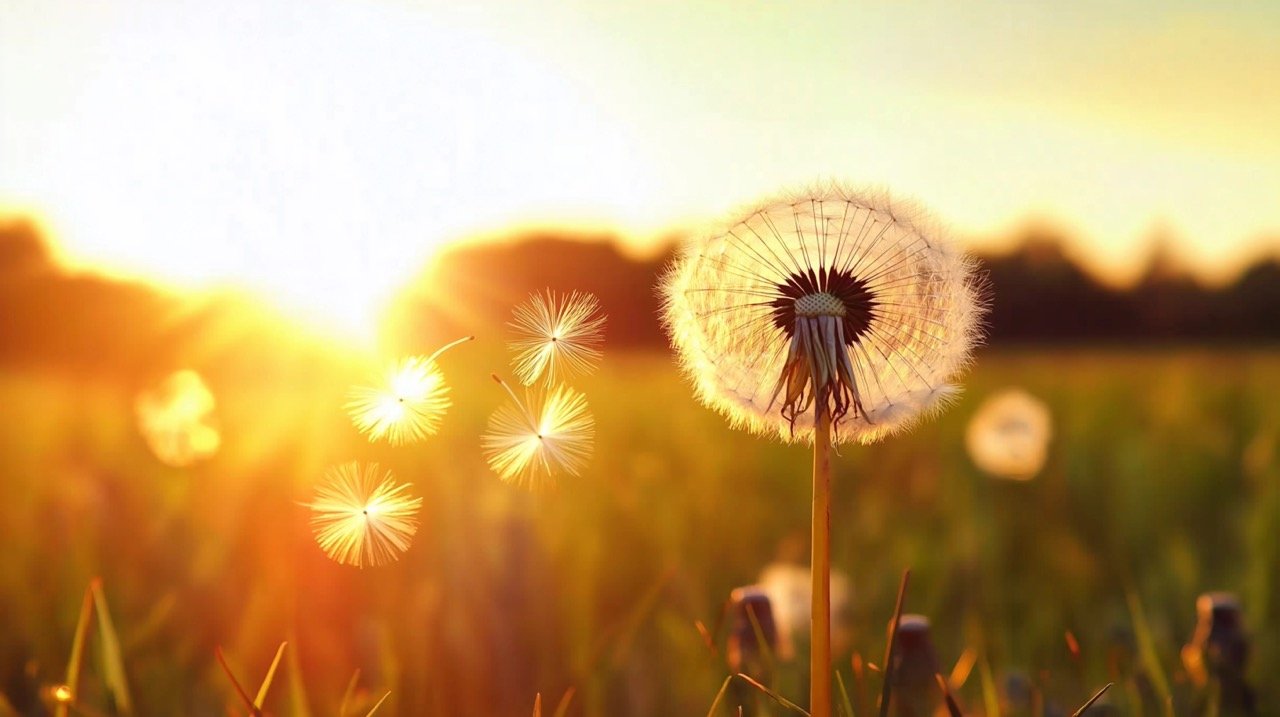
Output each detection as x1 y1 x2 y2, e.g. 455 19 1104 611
3 1 1280 336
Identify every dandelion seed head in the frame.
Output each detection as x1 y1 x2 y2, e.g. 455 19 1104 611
508 291 606 386
966 388 1052 480
347 337 472 444
661 183 984 444
135 369 221 467
306 462 423 568
482 378 594 488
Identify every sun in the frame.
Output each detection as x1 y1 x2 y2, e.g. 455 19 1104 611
0 2 655 341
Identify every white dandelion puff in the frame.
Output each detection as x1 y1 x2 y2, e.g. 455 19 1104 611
135 369 221 467
508 290 607 386
661 183 984 445
482 375 595 488
346 336 473 444
306 462 423 568
966 388 1052 480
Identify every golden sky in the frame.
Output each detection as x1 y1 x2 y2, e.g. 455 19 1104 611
2 1 1278 334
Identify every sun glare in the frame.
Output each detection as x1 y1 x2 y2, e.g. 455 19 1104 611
0 3 657 340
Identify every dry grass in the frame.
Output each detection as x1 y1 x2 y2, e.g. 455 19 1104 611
0 347 1277 714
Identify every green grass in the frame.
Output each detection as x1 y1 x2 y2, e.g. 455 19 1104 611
0 347 1277 715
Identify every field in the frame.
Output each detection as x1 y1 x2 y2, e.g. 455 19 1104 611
1 346 1277 716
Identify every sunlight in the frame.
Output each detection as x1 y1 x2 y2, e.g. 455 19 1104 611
0 2 654 339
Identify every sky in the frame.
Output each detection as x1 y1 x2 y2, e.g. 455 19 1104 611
2 0 1279 335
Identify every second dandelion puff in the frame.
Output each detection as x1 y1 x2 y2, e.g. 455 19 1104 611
306 462 423 568
346 336 473 445
482 375 595 488
508 290 606 386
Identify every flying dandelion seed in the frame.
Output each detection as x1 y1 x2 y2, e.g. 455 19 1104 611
306 462 423 568
482 375 594 488
966 388 1053 480
346 336 472 445
508 290 607 386
661 183 983 445
134 369 221 467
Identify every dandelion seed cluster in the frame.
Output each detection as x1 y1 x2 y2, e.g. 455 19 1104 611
483 379 595 488
508 290 606 386
306 462 423 568
313 337 469 567
134 369 221 467
483 292 604 488
662 184 983 444
346 355 452 445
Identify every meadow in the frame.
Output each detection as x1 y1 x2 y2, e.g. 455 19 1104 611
0 345 1276 716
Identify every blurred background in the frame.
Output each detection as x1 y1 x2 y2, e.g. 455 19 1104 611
1 1 1278 715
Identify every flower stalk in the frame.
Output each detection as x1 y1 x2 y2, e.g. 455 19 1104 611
811 401 833 717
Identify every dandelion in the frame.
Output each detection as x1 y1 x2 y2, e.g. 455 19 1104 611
306 462 422 568
662 184 982 444
661 183 982 716
508 290 606 386
966 388 1052 480
135 369 221 467
482 375 594 488
346 336 472 444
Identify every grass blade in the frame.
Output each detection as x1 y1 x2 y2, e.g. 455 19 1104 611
744 600 777 672
57 583 96 717
978 654 1000 717
338 669 361 717
935 673 964 717
532 692 542 717
0 692 19 717
736 673 811 716
215 646 259 715
253 642 287 709
835 670 856 717
1071 683 1113 717
706 675 733 717
364 691 390 716
877 569 911 717
89 580 133 715
1123 588 1174 716
285 634 311 717
552 687 576 717
696 620 720 658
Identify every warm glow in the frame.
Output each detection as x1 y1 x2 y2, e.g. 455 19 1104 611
0 3 658 337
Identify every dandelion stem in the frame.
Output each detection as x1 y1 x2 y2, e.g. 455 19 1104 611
811 401 833 717
427 335 475 363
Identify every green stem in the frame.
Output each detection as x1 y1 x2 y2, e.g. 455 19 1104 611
811 403 833 717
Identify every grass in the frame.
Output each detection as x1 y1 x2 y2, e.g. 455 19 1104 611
0 346 1277 714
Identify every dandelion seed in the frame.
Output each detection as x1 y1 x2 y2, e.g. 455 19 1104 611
346 336 472 445
508 290 606 386
661 183 983 444
306 462 423 568
135 369 221 467
966 388 1052 480
482 375 594 488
